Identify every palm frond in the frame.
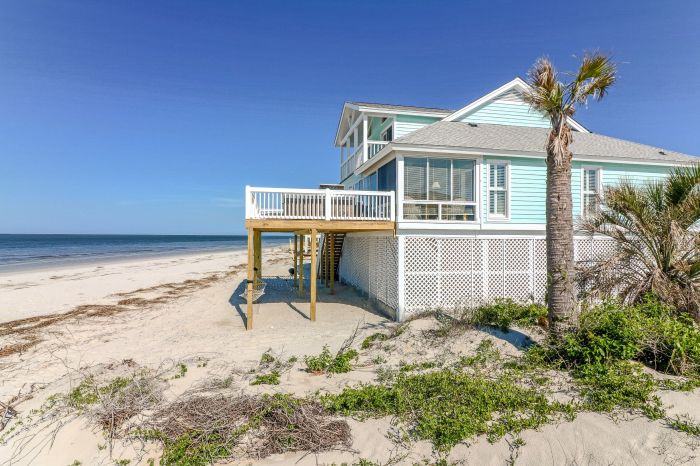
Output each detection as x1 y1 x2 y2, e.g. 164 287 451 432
569 52 617 105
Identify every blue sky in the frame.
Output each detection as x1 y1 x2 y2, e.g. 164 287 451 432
1 0 698 235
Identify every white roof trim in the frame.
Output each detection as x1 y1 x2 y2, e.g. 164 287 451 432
334 102 452 146
442 77 590 134
356 142 691 175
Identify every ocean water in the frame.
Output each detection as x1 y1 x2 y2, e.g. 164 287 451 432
0 234 289 272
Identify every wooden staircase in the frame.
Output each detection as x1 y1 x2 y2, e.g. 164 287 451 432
319 233 345 284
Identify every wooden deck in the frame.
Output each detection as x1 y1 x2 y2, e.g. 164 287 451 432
243 186 396 330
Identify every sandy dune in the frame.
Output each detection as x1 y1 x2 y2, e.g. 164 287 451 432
0 247 699 465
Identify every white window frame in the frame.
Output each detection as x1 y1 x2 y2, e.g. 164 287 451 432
486 160 510 221
581 165 603 218
398 155 480 223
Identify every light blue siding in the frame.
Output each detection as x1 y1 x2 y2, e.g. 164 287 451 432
458 101 550 128
394 115 441 138
571 161 671 219
482 156 546 224
480 157 673 225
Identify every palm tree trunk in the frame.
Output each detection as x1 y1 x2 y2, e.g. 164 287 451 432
546 150 576 336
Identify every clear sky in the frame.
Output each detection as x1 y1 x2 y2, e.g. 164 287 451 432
1 0 699 235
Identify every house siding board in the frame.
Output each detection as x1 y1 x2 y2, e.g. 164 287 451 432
457 101 551 128
478 157 673 226
482 156 546 224
394 115 441 139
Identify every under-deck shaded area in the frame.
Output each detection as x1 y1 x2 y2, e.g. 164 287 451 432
243 186 395 330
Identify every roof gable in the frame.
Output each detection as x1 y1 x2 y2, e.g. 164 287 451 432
443 78 589 133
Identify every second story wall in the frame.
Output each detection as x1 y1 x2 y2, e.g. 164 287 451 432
395 115 441 139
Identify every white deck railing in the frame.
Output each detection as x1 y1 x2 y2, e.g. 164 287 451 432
340 141 390 181
246 187 395 221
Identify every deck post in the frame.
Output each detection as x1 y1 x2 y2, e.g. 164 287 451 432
323 233 331 288
319 235 324 283
310 228 317 321
299 234 304 293
330 233 335 295
246 228 255 331
293 234 298 281
253 230 262 285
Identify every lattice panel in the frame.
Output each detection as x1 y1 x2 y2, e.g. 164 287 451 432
339 234 398 312
342 234 618 320
401 235 616 317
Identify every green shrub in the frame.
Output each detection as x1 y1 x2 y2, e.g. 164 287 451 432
304 346 358 374
545 299 700 376
323 369 573 451
574 361 663 419
472 300 548 331
67 376 131 409
251 371 281 386
361 333 387 349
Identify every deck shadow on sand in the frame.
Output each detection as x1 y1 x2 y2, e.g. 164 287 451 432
228 271 392 331
479 325 535 350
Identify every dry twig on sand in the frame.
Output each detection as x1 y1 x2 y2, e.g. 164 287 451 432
143 393 353 462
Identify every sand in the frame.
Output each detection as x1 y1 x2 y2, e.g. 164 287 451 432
1 246 699 465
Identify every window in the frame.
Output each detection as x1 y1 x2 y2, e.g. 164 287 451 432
582 167 601 216
403 157 476 221
487 161 509 219
377 159 396 192
381 125 393 142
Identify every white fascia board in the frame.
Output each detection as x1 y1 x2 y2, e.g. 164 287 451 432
388 143 693 167
443 77 590 134
354 105 451 118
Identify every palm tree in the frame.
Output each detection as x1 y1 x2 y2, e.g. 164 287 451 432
524 53 616 335
578 165 700 322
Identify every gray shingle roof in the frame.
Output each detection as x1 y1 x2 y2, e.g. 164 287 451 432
393 121 697 163
348 102 454 114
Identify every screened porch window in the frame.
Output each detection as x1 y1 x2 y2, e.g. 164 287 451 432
403 157 476 221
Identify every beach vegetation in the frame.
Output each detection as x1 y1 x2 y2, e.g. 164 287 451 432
136 393 351 466
361 332 387 349
250 371 280 385
304 345 358 375
578 164 700 323
322 369 575 451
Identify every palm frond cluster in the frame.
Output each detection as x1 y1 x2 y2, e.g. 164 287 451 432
578 165 700 322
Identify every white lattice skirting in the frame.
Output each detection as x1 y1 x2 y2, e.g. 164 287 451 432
339 234 615 320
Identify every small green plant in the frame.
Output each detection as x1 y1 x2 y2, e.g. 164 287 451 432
304 345 358 374
361 333 387 349
458 340 501 367
260 350 276 365
669 415 700 436
173 364 188 379
67 376 130 409
115 460 131 466
251 371 281 385
371 355 387 365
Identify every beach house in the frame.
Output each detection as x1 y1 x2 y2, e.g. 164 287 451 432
244 78 696 327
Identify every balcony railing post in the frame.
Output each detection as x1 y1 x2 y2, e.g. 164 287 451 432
390 191 396 221
245 185 251 219
325 189 332 221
